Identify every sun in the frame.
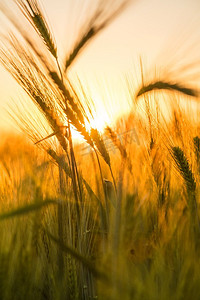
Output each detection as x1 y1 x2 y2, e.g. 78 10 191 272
71 111 110 144
86 113 110 133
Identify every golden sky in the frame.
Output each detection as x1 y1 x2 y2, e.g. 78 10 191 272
0 0 200 133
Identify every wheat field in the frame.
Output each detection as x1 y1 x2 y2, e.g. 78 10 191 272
0 1 200 299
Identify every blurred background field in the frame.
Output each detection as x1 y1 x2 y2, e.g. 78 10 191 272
1 1 200 299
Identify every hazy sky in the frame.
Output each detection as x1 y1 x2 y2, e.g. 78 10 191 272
0 0 200 132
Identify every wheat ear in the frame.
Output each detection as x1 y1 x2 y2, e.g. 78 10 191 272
15 0 57 58
136 80 198 99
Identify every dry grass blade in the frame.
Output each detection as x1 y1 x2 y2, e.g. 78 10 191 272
136 80 198 99
34 129 65 145
15 0 57 58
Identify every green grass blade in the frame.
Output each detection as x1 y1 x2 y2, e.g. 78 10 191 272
0 199 57 221
47 231 108 281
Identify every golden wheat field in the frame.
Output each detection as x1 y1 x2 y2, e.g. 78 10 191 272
1 0 200 299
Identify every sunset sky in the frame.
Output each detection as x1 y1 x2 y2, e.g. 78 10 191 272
0 0 200 132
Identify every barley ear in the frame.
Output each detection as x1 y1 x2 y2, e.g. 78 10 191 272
64 0 130 71
171 146 200 234
15 0 57 58
172 146 196 194
91 128 110 167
